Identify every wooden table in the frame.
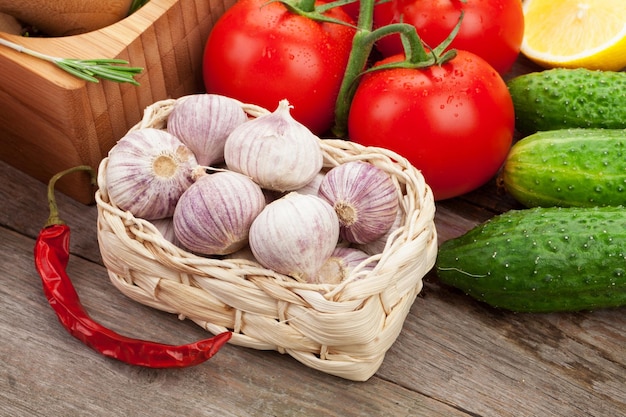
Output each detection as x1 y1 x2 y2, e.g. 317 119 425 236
1 56 624 417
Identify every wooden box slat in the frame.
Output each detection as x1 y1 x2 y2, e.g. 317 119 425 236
0 0 235 203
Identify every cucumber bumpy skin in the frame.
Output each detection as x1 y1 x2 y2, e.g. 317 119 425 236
507 68 626 135
436 206 626 313
502 128 626 208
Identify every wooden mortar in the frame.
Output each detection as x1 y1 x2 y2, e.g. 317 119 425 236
0 0 132 36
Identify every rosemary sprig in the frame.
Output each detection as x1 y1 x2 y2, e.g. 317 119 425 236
128 0 151 15
0 37 143 86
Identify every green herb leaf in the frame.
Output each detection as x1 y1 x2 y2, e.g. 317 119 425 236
0 38 143 85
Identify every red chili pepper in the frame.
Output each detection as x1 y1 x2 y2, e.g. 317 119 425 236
34 166 231 368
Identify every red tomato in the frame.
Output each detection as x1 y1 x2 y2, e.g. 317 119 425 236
341 1 360 22
348 50 514 200
373 0 524 74
203 0 355 134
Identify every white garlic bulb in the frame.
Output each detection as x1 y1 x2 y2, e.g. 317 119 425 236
312 247 375 284
224 99 323 192
295 171 326 196
167 94 249 166
173 171 266 255
318 161 399 244
249 193 339 281
106 128 198 220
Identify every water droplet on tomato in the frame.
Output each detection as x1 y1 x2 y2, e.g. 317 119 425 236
262 47 275 59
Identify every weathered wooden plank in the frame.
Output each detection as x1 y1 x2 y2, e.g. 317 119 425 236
0 158 101 262
378 277 626 417
0 224 468 417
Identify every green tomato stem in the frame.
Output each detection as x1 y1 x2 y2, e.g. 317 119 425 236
331 29 375 138
271 0 438 137
332 0 429 137
293 0 316 12
332 5 463 137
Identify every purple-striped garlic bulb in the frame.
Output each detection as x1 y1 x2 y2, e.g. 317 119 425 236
318 161 399 244
173 170 266 255
105 128 198 220
167 94 249 166
312 247 375 284
249 193 339 281
224 99 323 192
356 209 403 256
150 217 182 248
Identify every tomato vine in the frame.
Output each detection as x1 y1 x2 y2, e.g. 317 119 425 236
271 0 463 136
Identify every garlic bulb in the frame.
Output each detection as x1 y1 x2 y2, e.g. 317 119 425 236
150 217 182 247
224 245 258 263
173 171 266 255
296 171 326 196
224 99 323 192
318 161 399 244
357 209 403 256
249 193 339 281
312 247 375 284
106 128 198 220
167 94 249 166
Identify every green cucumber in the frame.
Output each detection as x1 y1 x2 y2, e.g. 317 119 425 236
436 206 626 313
507 68 626 134
501 128 626 208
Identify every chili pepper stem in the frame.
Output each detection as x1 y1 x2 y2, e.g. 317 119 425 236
45 165 96 227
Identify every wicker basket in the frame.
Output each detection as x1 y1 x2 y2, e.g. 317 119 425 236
95 98 438 381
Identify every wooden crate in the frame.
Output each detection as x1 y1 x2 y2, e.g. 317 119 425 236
0 0 236 203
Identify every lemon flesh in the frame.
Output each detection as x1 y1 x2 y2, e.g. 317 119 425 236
521 0 626 71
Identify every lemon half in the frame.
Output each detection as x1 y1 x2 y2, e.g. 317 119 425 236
521 0 626 71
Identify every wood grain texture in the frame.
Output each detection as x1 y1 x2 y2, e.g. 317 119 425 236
0 195 463 417
0 0 132 36
0 56 624 416
0 0 234 203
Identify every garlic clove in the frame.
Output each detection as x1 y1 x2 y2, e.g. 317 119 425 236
106 128 198 220
311 247 375 285
249 192 339 281
173 170 266 256
318 161 399 244
167 94 249 166
224 99 323 192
